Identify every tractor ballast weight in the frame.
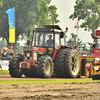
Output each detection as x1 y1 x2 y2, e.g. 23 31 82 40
9 25 80 78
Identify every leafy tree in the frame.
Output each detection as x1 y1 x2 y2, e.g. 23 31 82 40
95 0 100 4
69 0 100 33
37 0 59 27
67 33 83 47
0 0 59 46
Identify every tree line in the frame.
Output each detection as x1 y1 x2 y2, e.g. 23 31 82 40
0 0 100 50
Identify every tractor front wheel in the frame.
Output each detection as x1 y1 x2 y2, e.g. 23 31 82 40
37 55 53 78
9 55 23 78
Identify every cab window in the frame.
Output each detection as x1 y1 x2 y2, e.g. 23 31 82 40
55 34 60 49
96 39 100 48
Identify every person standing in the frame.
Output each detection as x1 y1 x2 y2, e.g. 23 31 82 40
74 45 78 50
79 50 81 55
9 49 14 58
83 51 87 56
0 49 4 58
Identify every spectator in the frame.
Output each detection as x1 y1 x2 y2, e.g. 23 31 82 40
4 50 7 57
21 52 23 55
74 45 78 50
0 49 4 58
83 51 87 56
79 50 81 55
10 49 14 57
7 49 10 58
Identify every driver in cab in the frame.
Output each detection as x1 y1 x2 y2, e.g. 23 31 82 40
46 35 53 47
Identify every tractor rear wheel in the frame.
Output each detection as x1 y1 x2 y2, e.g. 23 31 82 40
65 49 80 78
37 55 53 78
92 75 100 80
54 49 67 77
9 55 23 78
54 48 80 78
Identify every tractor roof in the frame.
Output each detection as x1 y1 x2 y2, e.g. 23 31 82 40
43 25 62 30
33 25 65 34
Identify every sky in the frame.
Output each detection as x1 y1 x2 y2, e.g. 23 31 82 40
50 0 93 43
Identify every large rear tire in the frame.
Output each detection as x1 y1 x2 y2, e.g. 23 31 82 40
65 49 80 78
92 75 100 80
9 55 23 78
54 48 80 78
54 49 68 77
37 55 53 78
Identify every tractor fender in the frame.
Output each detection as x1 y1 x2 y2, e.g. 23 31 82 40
52 46 72 60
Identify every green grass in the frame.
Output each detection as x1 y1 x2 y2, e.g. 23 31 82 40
0 70 100 85
0 70 9 74
0 79 100 85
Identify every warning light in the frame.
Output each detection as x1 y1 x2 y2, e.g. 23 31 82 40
66 27 68 30
91 33 93 36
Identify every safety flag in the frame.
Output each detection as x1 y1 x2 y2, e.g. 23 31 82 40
75 15 79 42
75 15 78 30
5 7 15 43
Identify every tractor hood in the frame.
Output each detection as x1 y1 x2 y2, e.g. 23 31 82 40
33 47 47 53
23 46 47 53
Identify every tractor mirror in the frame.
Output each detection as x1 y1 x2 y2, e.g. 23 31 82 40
60 32 64 38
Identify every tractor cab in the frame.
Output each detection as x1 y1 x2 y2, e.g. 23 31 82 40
27 25 68 59
32 25 67 48
91 29 100 56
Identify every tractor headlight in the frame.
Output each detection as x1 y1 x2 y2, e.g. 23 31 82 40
27 53 30 57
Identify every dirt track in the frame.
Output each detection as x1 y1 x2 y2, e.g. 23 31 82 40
0 75 100 100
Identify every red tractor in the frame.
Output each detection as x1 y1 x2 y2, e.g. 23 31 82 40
9 25 80 78
89 29 100 80
79 29 100 78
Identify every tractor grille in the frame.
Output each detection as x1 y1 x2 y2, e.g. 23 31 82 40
24 51 32 60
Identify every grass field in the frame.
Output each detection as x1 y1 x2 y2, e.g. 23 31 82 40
0 70 100 85
0 79 100 85
0 70 9 74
